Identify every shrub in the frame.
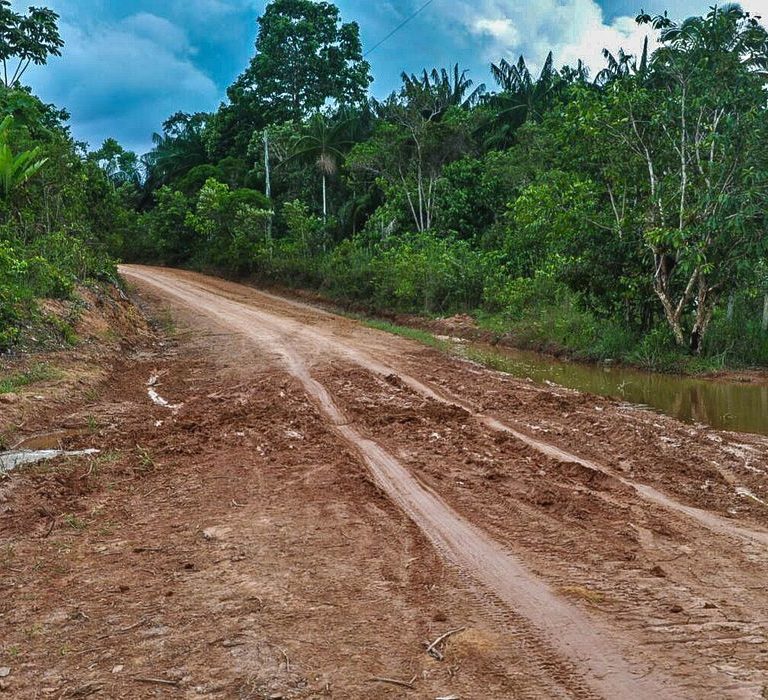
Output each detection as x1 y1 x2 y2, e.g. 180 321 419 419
369 232 490 313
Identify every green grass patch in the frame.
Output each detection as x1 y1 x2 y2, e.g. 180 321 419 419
0 363 60 394
362 318 450 351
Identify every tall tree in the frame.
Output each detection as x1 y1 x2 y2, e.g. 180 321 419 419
283 110 359 220
143 112 209 194
536 4 768 352
90 138 142 188
350 82 475 234
480 53 561 149
593 39 649 86
0 1 63 88
400 64 485 121
229 0 372 123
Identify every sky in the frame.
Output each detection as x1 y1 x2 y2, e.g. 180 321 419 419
19 0 768 153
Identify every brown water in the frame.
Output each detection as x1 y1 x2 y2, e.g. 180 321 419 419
456 342 768 437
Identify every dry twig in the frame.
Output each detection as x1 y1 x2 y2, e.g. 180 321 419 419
426 627 466 661
368 675 417 690
42 517 56 539
133 677 179 686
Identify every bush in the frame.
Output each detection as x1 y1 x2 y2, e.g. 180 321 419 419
185 178 273 271
369 232 491 313
322 237 376 302
0 242 25 348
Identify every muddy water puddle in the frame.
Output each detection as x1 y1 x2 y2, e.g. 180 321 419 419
455 342 768 436
12 429 85 450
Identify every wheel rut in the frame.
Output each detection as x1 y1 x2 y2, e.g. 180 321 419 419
127 266 768 549
122 266 692 698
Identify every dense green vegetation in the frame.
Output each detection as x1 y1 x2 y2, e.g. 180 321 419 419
117 0 768 371
3 0 768 373
0 3 124 350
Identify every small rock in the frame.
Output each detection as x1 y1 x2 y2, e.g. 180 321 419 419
650 565 667 578
670 604 684 613
0 394 18 405
111 665 124 674
0 668 10 678
703 602 717 610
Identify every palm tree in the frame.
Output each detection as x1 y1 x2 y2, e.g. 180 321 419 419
144 112 209 194
480 53 560 149
499 52 557 102
401 64 486 121
594 38 650 86
284 110 360 220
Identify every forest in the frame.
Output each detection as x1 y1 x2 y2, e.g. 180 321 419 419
3 0 768 372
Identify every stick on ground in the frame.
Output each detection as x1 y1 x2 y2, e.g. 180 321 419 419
134 677 180 686
368 675 417 690
426 627 466 660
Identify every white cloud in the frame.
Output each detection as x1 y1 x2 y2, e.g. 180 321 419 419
742 0 768 19
450 0 655 74
473 17 520 47
120 13 193 54
454 0 768 78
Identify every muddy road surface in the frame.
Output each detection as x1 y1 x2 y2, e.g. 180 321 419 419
2 265 768 699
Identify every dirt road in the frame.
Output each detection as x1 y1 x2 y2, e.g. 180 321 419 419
3 265 768 698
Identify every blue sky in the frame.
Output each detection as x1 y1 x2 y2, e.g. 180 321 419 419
22 0 768 153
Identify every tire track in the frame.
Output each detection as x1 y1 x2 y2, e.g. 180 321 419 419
123 266 684 698
127 266 768 549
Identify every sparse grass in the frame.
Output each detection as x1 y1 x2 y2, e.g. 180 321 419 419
97 521 116 537
155 306 177 335
0 543 15 568
0 363 60 394
83 386 100 402
362 318 450 351
62 513 87 530
24 624 44 638
47 314 79 345
461 346 520 373
135 445 156 473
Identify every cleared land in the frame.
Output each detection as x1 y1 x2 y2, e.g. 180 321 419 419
1 265 768 698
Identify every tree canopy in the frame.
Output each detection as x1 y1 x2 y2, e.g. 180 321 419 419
10 0 768 369
229 0 372 123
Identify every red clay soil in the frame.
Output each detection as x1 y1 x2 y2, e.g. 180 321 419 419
1 265 767 698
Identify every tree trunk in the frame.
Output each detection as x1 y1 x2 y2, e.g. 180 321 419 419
263 132 271 200
762 292 768 332
726 291 735 322
652 252 686 347
653 283 686 347
689 279 716 355
322 173 327 222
